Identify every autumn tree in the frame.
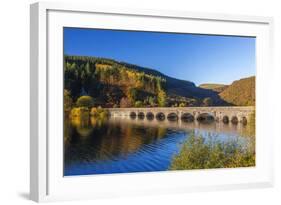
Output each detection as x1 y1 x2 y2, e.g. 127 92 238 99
148 96 156 106
76 96 95 108
157 89 167 107
64 89 73 112
64 55 170 108
120 97 132 108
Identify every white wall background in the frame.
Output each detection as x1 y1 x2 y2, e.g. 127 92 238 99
0 0 280 204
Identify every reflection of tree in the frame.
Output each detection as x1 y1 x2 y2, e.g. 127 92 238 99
64 117 168 165
64 116 255 169
71 116 93 138
63 119 72 144
157 127 167 139
90 117 107 128
237 111 255 138
96 120 168 158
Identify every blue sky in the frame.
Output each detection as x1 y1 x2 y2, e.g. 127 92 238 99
64 27 256 85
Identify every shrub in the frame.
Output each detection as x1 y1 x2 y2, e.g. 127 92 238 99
135 101 143 107
179 102 186 107
70 107 89 118
76 96 95 108
170 134 255 170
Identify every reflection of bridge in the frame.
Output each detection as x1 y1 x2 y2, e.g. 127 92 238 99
106 117 253 137
106 106 255 125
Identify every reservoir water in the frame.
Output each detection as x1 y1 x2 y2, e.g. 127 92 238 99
64 116 255 176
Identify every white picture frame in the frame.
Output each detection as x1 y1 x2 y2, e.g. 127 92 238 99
30 1 274 202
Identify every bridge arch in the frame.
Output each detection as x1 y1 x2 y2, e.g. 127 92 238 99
129 111 137 119
137 112 145 120
231 116 238 124
222 116 229 124
146 112 154 120
167 112 178 121
241 116 247 125
197 113 215 123
156 112 165 121
181 113 194 122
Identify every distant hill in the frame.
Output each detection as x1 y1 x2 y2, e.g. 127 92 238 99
219 76 255 106
199 84 228 93
64 55 228 107
118 61 221 100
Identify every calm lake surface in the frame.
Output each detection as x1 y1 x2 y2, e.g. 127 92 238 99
64 116 255 176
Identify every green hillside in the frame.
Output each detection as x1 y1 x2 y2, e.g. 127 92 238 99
219 76 255 106
199 84 228 93
64 55 231 109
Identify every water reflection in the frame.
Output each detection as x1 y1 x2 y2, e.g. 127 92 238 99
64 115 255 176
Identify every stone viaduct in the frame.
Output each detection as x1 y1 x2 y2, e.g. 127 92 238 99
105 106 255 124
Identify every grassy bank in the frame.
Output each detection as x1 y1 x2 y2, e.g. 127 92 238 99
170 133 255 170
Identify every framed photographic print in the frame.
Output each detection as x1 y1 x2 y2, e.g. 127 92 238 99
30 2 274 202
